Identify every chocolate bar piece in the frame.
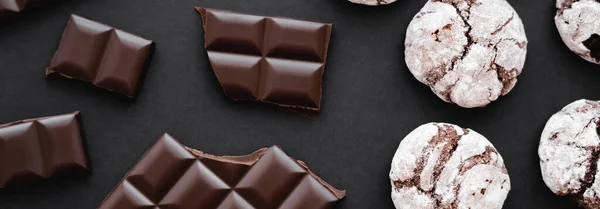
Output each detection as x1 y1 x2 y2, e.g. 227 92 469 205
47 15 154 97
196 7 332 111
0 112 88 188
98 134 345 209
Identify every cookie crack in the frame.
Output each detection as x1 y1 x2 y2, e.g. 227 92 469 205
574 118 597 140
488 37 524 95
427 0 474 103
445 0 474 74
458 146 501 175
393 124 469 208
491 14 514 35
431 127 469 185
549 116 598 149
576 121 600 195
443 2 522 100
558 0 582 15
578 148 599 195
433 29 442 42
583 34 600 62
419 1 526 107
426 0 475 102
492 64 518 96
438 76 461 102
451 146 502 207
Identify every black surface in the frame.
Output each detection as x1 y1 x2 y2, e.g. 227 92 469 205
0 0 596 208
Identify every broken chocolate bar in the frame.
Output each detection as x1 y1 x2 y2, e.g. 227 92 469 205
47 14 154 97
0 111 88 188
98 134 345 209
196 7 332 111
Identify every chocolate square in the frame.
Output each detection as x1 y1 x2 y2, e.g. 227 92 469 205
0 122 45 186
260 58 323 108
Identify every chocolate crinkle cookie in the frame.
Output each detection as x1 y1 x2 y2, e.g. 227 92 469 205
348 0 396 6
390 123 510 209
539 99 600 209
405 0 528 108
555 0 600 64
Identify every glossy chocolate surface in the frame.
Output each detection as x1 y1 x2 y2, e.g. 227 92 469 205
98 134 345 209
47 15 153 97
0 112 88 188
197 7 332 111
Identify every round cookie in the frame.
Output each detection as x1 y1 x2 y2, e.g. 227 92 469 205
539 99 600 209
555 0 600 64
389 123 510 209
404 0 528 108
348 0 396 6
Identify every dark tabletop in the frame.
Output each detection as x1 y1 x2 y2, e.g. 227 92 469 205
0 0 595 208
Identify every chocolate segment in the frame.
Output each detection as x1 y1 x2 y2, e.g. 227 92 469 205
47 15 154 97
0 112 88 188
197 7 332 111
98 134 345 209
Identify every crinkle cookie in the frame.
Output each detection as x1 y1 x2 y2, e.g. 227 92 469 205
539 99 600 209
348 0 396 6
555 0 600 64
404 0 528 108
389 123 510 209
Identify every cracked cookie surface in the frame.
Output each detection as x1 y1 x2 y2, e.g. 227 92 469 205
389 123 510 209
539 99 600 209
348 0 396 6
555 0 600 64
404 0 528 108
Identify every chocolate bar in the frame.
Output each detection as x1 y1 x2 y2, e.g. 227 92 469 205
0 112 88 188
47 15 154 97
196 7 332 111
98 134 345 209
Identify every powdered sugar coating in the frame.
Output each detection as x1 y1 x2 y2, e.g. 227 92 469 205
555 0 600 64
348 0 396 6
539 99 600 208
390 123 510 209
405 0 528 108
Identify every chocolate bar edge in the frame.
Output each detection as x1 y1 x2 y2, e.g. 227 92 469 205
0 111 81 129
97 133 345 208
185 144 346 199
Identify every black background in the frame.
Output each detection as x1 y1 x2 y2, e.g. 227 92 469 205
0 0 596 208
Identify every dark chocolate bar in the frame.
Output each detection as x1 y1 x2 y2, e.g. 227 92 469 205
98 134 345 209
47 15 154 97
0 112 88 188
196 7 332 111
